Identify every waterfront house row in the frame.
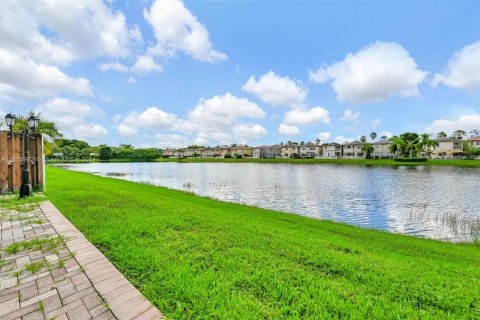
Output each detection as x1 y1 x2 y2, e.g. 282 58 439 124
162 137 480 159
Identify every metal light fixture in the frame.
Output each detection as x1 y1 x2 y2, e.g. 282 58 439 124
28 115 39 132
5 113 16 131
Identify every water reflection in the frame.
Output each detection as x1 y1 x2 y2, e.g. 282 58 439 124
53 162 480 242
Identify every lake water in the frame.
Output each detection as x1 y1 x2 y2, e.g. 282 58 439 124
53 162 480 242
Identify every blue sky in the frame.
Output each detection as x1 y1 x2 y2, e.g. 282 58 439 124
1 0 479 148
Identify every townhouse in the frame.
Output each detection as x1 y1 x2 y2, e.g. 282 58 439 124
281 144 300 158
431 138 464 159
372 141 393 159
231 146 253 158
201 148 219 158
253 145 282 158
322 143 342 158
299 144 322 158
342 141 364 158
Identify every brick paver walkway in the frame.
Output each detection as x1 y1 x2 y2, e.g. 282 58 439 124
1 196 164 320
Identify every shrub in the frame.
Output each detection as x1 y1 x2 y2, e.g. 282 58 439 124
224 154 232 158
394 157 427 162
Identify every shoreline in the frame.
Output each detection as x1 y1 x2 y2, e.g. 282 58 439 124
46 157 480 167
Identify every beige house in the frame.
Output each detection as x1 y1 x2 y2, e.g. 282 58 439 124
231 146 253 157
322 143 342 158
342 141 364 158
372 141 393 158
431 138 463 159
220 147 232 158
299 144 322 158
183 149 201 157
201 148 220 158
163 149 176 157
281 145 300 158
467 136 480 148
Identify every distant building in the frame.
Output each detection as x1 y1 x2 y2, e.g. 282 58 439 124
281 145 300 158
342 141 364 158
322 143 342 158
431 138 463 159
253 145 282 158
372 141 393 158
231 146 253 157
299 144 322 158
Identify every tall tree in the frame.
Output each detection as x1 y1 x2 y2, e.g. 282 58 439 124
380 135 388 141
315 138 321 145
416 133 439 158
361 142 374 158
360 135 367 143
451 129 466 139
389 136 406 157
13 112 62 141
469 129 479 137
370 132 377 142
437 132 447 138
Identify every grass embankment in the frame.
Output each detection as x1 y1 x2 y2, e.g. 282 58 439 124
45 167 480 319
156 157 480 166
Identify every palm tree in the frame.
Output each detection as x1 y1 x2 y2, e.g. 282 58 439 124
389 136 405 157
469 129 479 137
380 135 388 141
370 132 377 142
13 112 62 141
437 132 447 138
416 133 439 158
451 129 466 139
361 142 374 158
360 135 367 143
315 138 321 145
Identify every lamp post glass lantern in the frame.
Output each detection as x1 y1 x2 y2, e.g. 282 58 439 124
5 113 16 131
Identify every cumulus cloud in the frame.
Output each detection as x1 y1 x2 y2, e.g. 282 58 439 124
233 124 268 140
309 41 429 104
0 49 92 101
425 113 480 135
432 42 480 93
242 71 307 108
317 131 331 142
156 134 190 149
283 107 330 126
35 98 107 139
334 135 354 144
130 55 163 75
143 0 227 63
118 93 266 145
278 123 300 136
340 109 360 123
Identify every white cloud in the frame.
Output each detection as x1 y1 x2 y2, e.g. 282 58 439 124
131 55 163 75
35 98 107 139
118 93 266 145
283 106 330 125
425 113 480 135
309 41 428 104
340 109 360 123
278 123 301 136
144 0 227 63
99 62 129 72
371 118 382 128
0 49 92 101
242 71 307 108
334 135 354 144
317 131 331 142
233 124 268 140
432 42 480 93
156 134 190 149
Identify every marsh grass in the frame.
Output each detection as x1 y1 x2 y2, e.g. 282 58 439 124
45 167 480 319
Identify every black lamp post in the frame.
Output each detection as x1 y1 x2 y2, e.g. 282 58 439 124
19 115 40 198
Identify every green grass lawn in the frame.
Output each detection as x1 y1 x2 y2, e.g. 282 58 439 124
155 157 480 167
45 167 480 319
